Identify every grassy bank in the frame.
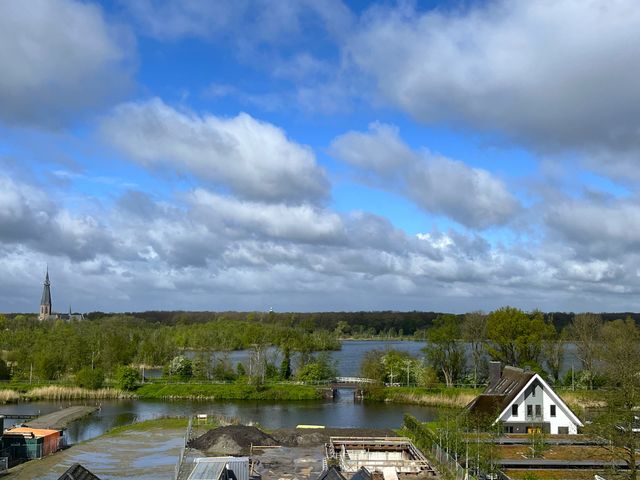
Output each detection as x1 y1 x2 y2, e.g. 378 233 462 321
103 416 190 437
362 386 481 408
136 382 327 401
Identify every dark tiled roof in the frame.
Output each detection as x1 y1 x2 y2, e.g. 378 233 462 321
350 467 372 480
57 463 101 480
467 366 534 419
317 466 347 480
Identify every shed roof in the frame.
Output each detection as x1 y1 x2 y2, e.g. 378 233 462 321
4 427 60 438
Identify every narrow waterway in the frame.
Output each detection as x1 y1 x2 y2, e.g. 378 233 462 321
1 393 440 444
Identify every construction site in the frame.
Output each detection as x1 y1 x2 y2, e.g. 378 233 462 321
176 418 439 480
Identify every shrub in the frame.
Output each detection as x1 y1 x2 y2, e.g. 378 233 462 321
116 366 140 391
75 367 105 389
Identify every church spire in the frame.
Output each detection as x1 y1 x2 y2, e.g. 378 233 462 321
39 267 52 321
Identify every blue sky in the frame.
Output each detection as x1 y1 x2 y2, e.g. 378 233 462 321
2 0 640 313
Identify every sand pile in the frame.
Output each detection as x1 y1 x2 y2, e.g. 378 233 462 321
189 425 278 455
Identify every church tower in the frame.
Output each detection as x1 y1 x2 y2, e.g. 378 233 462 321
39 268 52 321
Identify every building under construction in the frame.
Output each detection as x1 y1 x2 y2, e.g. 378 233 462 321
325 437 437 479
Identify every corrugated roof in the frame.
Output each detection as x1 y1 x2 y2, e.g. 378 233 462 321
57 463 102 480
4 427 60 438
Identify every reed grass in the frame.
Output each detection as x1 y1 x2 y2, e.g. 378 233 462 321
384 391 476 407
24 386 134 401
0 389 20 404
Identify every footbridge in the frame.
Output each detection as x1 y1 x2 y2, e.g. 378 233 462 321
330 377 376 388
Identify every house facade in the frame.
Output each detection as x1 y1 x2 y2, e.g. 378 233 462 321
467 362 582 435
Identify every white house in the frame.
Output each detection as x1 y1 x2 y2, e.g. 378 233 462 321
466 362 583 435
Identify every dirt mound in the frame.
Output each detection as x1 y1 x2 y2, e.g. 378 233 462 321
271 427 396 447
189 425 278 455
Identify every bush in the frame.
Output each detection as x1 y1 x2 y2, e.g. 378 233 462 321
169 355 193 380
116 366 140 391
75 367 105 389
296 353 337 382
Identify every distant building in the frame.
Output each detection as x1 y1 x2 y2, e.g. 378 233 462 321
466 361 583 434
38 269 84 322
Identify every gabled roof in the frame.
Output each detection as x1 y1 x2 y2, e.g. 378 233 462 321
466 366 534 419
317 466 347 480
467 365 583 428
57 463 101 480
350 467 373 480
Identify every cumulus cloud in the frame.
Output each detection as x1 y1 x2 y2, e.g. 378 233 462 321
101 98 329 203
349 0 640 154
0 0 133 128
546 196 640 257
331 123 520 229
189 190 345 244
0 176 113 260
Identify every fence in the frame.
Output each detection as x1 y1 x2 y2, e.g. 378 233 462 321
431 444 470 480
0 456 7 473
174 416 193 480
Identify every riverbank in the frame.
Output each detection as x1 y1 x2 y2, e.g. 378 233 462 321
136 382 328 400
362 386 480 407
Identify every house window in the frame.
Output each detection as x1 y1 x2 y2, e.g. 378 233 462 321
558 427 569 434
527 405 533 417
535 405 542 417
505 426 514 433
531 385 536 397
550 405 556 417
512 404 518 416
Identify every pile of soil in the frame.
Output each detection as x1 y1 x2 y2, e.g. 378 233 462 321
189 425 278 455
271 427 396 447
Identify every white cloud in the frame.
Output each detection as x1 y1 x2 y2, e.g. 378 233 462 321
101 98 330 203
331 123 520 229
189 189 345 244
0 0 134 127
349 0 640 154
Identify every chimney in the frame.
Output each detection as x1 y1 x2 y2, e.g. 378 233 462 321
489 361 502 387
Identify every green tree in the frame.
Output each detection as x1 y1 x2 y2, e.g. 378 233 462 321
296 353 337 382
75 367 105 389
280 348 292 380
116 366 140 391
424 314 465 387
485 307 555 368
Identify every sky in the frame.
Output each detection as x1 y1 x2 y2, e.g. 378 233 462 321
2 0 640 314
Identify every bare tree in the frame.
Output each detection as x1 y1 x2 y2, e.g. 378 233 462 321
567 313 602 389
462 311 487 387
590 318 640 480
